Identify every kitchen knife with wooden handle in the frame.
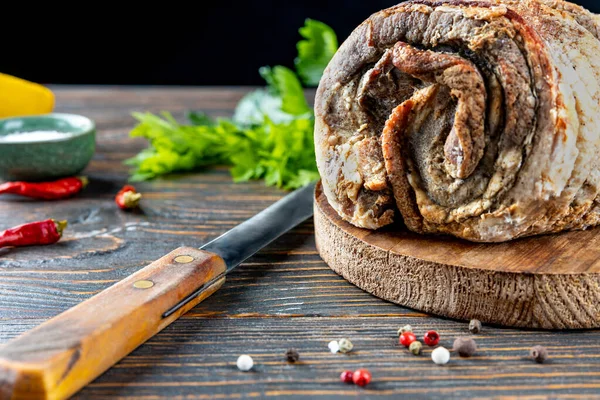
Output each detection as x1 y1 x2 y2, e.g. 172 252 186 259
0 182 316 400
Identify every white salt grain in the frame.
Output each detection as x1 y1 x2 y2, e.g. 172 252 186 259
0 131 71 143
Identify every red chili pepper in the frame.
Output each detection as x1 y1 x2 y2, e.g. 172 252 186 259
0 177 88 200
115 185 142 210
0 219 67 249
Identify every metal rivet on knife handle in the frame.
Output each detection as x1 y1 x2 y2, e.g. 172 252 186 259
174 255 194 264
133 280 154 289
0 246 227 400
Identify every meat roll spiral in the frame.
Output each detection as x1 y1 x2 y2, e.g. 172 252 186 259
315 0 600 242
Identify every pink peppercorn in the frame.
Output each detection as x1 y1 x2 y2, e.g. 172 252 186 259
399 332 417 347
352 369 372 387
340 370 354 384
424 330 440 347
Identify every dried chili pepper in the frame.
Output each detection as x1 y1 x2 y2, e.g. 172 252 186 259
115 185 142 210
0 219 67 249
0 177 88 200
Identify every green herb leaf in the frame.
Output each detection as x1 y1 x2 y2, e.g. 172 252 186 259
259 66 311 116
125 19 332 190
187 111 216 126
294 19 338 87
125 111 318 189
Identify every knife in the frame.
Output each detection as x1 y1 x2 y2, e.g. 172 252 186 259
0 181 316 400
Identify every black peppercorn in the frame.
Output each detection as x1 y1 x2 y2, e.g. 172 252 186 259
530 345 548 363
453 337 478 357
469 319 482 334
285 348 300 363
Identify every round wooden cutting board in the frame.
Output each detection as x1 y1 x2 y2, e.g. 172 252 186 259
314 183 600 330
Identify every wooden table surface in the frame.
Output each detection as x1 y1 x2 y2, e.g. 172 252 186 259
1 86 599 399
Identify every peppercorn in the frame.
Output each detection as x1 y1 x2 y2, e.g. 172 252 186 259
409 340 422 355
397 324 413 336
423 330 440 347
530 345 548 363
352 369 372 387
236 355 254 371
431 346 450 365
338 338 354 353
399 332 417 347
340 370 354 384
285 348 299 363
328 340 340 354
469 319 482 334
453 337 477 357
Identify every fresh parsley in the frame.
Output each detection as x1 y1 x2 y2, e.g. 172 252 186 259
295 19 339 87
125 19 338 189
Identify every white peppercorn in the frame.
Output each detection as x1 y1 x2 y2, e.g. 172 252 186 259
432 347 450 365
397 324 413 336
237 355 254 371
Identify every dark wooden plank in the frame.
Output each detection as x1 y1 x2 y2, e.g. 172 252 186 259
0 86 598 399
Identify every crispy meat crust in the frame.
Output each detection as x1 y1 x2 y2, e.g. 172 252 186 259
315 0 600 242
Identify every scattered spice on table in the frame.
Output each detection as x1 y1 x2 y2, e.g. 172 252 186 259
409 340 422 355
399 332 417 347
352 369 372 387
432 347 450 365
236 355 254 371
469 319 482 334
115 185 142 210
0 176 88 200
398 324 412 336
328 340 340 354
530 345 548 363
0 219 67 249
423 330 440 347
338 338 353 353
453 337 477 357
285 348 299 363
340 370 354 384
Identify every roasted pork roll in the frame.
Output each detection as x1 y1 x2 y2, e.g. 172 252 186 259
315 0 600 242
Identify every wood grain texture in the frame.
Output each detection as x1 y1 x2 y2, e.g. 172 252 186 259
0 87 598 399
0 247 225 399
314 183 600 330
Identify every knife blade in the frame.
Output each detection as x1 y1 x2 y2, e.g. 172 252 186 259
0 182 316 400
163 181 316 318
204 180 316 272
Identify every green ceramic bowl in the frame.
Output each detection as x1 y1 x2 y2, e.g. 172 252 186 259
0 113 96 181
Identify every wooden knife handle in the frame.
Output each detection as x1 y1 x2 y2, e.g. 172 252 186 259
0 247 226 400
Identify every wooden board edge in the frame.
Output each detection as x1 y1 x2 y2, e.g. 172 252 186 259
314 182 600 330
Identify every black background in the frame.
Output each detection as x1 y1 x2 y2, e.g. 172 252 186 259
1 0 597 86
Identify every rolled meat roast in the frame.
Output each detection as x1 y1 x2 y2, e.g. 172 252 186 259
315 0 600 242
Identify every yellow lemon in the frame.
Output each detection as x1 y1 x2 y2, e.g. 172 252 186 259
0 73 55 118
